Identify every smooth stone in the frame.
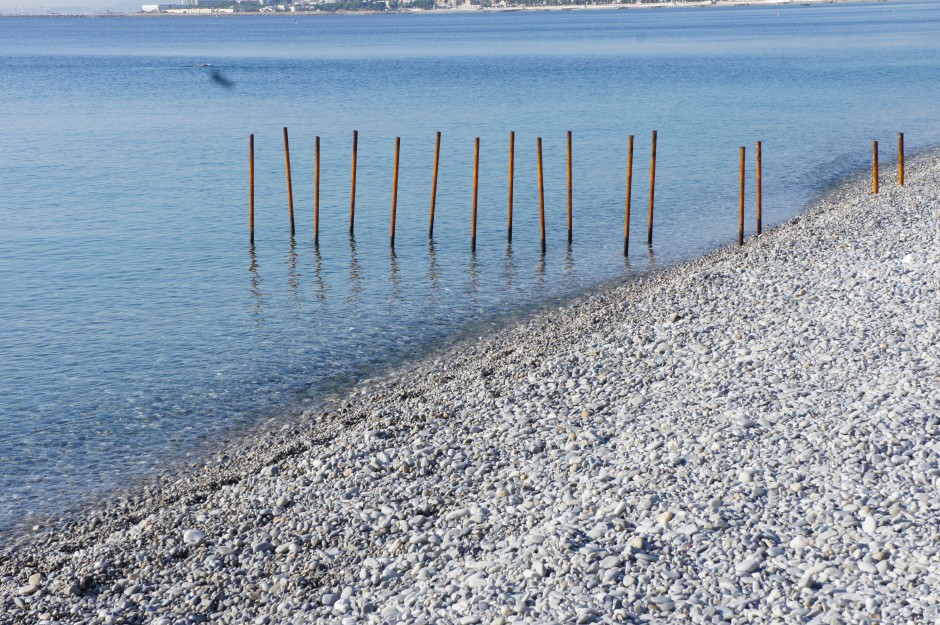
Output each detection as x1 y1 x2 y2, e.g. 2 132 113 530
251 541 273 553
183 529 206 546
275 542 296 554
790 536 809 550
650 597 677 612
628 395 647 409
446 509 470 521
735 556 761 574
465 572 487 589
600 555 622 569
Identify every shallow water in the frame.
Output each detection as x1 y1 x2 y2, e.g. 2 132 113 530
1 1 939 532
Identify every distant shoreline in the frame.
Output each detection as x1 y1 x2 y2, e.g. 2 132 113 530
0 0 898 19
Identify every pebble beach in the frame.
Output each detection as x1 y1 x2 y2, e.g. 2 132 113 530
2 151 938 625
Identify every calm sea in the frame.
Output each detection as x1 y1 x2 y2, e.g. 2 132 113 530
1 1 939 533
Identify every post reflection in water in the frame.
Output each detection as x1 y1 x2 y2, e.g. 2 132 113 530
536 253 546 288
466 252 480 298
286 237 301 312
312 245 327 303
347 237 364 307
426 240 440 295
389 249 401 306
501 243 515 290
563 244 575 287
248 245 265 325
647 245 658 273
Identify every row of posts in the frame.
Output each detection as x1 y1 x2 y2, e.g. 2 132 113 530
251 128 611 252
249 129 906 252
252 128 669 254
872 133 905 194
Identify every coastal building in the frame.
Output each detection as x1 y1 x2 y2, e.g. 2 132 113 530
141 2 237 10
141 0 245 11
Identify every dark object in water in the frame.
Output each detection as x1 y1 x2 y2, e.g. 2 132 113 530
211 70 234 89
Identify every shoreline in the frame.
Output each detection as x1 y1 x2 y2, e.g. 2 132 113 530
0 0 899 18
2 150 938 622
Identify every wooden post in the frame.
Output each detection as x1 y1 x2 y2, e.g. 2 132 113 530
314 135 320 246
537 137 546 255
283 127 295 236
756 140 762 236
391 137 400 248
249 134 255 244
624 134 633 257
898 132 904 186
873 140 879 194
350 129 358 236
508 131 515 243
648 130 657 246
429 131 441 238
739 146 746 246
567 130 573 245
472 137 480 253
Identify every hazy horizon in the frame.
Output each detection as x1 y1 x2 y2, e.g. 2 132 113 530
0 0 137 12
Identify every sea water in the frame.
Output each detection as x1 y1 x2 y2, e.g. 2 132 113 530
1 1 939 533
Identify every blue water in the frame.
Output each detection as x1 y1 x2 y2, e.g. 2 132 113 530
2 2 939 533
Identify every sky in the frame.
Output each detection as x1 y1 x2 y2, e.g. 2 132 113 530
0 0 140 11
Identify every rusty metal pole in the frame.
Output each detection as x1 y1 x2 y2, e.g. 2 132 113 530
624 134 633 257
873 140 879 194
756 140 762 236
283 127 295 236
739 146 746 246
391 137 400 249
350 129 358 236
472 137 480 253
648 130 657 246
537 137 546 255
567 130 573 245
249 134 254 244
508 131 515 243
314 135 320 246
429 131 441 239
898 132 904 186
